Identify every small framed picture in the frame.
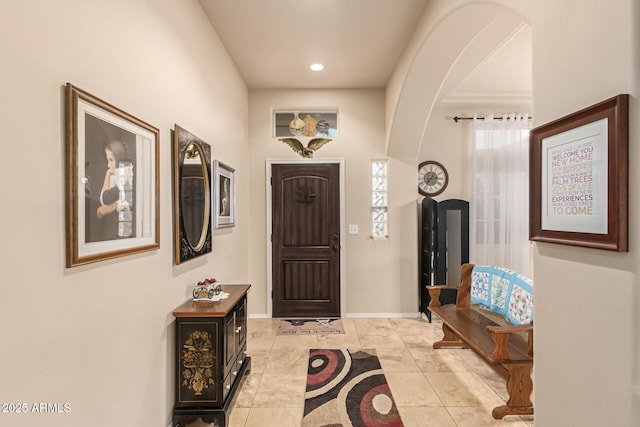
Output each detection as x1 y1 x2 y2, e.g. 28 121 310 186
213 160 235 228
65 83 160 267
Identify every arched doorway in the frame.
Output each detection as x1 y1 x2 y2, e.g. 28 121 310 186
386 4 531 160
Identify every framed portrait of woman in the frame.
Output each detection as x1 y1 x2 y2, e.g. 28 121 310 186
213 160 235 228
65 83 160 267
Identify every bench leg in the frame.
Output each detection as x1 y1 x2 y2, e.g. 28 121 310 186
492 363 533 419
433 323 468 349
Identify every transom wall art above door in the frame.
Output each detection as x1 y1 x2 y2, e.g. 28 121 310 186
266 159 346 318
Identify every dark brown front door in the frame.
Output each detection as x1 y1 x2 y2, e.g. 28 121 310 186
271 163 340 318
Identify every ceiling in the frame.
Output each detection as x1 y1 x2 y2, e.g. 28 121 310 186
198 0 428 89
198 0 531 103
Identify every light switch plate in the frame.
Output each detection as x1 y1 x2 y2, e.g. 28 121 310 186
348 224 359 235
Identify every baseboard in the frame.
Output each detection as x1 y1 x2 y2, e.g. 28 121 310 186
250 312 421 319
345 312 420 318
248 313 270 318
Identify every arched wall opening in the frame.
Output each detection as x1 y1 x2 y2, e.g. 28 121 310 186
386 3 531 163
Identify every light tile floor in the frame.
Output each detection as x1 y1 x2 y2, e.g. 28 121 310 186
229 316 534 427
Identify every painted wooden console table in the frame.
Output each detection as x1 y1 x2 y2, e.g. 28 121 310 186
172 284 251 427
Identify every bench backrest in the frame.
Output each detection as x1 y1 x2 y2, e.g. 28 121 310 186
457 263 533 325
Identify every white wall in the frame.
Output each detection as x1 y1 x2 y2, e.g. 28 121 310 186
248 89 418 317
388 1 640 425
529 1 639 425
0 1 248 426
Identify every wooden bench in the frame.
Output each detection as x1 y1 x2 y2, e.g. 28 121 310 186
427 263 534 419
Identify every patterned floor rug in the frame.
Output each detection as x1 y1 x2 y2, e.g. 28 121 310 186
303 349 404 427
276 318 345 335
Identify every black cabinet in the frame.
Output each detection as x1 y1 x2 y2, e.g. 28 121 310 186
419 198 469 321
172 285 251 427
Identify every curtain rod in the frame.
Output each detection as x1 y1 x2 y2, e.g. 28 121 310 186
452 115 532 123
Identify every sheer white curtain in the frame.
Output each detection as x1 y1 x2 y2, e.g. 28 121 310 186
469 113 531 276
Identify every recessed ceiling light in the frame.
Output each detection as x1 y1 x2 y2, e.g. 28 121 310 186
310 63 324 71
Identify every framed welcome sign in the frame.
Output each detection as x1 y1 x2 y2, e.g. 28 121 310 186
529 94 628 251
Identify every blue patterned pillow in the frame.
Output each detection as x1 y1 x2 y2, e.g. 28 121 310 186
470 266 533 325
506 276 533 325
490 274 510 315
470 267 491 308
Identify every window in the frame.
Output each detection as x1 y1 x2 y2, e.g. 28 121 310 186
371 159 388 238
470 114 531 275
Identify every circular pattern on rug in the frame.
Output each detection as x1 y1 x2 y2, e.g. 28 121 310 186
339 370 403 426
360 383 400 426
306 349 351 399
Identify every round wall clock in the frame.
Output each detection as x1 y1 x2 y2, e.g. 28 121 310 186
418 160 449 197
